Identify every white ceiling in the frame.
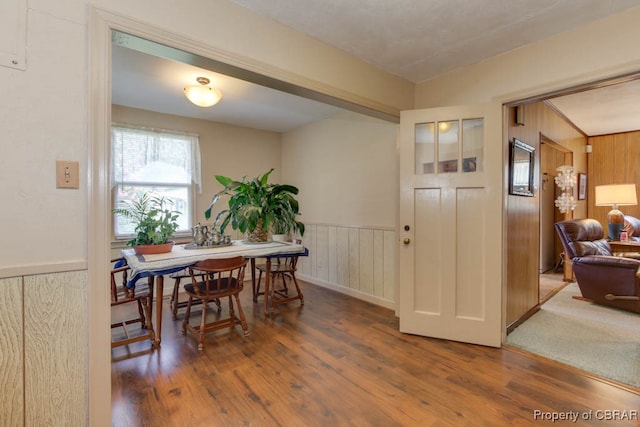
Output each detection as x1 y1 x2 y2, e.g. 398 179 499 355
546 80 640 135
112 45 345 133
112 1 640 135
228 0 640 83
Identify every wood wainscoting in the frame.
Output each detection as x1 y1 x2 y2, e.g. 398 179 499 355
296 223 397 309
0 271 87 425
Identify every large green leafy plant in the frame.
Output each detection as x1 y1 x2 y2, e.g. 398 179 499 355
113 193 181 246
205 168 305 242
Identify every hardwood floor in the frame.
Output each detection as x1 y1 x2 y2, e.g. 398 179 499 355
112 280 640 426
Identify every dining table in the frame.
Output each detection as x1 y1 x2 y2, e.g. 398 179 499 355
120 240 307 347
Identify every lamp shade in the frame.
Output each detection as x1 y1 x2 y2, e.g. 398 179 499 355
594 184 637 207
595 184 637 241
184 77 222 107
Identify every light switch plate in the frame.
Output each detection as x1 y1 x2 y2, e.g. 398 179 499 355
56 160 79 189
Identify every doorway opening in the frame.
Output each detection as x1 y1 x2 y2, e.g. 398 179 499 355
505 74 640 389
539 135 572 303
93 10 403 425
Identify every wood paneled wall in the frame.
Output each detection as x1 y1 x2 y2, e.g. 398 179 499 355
539 143 571 273
588 131 640 226
0 277 23 426
506 103 586 326
0 271 87 425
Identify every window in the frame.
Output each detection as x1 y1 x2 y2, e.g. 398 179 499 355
111 124 201 239
414 118 483 174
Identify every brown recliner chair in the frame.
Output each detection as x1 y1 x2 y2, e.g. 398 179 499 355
555 218 640 313
623 215 640 241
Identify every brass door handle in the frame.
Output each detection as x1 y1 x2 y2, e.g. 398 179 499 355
403 238 411 245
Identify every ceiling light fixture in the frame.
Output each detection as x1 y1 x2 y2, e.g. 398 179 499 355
425 121 454 135
438 122 453 133
184 77 222 107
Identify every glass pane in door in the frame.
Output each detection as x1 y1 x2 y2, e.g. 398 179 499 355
437 120 459 173
415 122 435 174
462 118 483 173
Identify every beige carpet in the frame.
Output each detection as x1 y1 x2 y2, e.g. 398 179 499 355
539 272 566 302
506 283 640 389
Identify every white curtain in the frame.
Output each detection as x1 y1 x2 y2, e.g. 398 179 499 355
111 123 202 193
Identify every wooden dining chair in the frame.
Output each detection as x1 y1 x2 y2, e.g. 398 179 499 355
169 268 221 320
110 257 156 349
254 247 308 310
182 256 249 350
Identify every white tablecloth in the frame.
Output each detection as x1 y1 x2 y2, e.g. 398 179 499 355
121 240 306 286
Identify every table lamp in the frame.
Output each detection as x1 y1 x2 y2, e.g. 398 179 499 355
595 184 638 241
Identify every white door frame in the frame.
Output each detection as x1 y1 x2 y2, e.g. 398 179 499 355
88 8 402 425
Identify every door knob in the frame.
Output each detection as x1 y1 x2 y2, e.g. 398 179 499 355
403 238 411 245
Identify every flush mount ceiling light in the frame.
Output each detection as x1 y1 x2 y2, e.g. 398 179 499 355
438 121 453 133
183 77 222 107
425 121 455 135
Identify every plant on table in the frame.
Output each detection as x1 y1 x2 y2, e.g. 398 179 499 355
205 168 305 242
113 192 181 248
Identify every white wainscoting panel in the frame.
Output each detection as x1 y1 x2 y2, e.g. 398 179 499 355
358 228 374 295
336 227 350 287
314 225 329 281
348 228 360 291
298 224 397 309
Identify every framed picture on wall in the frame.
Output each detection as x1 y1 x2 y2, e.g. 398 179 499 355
578 173 587 200
508 138 535 197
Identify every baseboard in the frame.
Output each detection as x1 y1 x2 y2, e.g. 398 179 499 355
297 274 396 310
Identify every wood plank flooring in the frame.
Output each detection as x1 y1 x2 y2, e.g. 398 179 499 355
112 280 640 426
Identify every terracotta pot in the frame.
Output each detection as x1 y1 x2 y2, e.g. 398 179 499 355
133 241 174 255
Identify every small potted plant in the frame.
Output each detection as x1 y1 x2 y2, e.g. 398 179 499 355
113 192 182 254
270 217 291 242
205 168 305 243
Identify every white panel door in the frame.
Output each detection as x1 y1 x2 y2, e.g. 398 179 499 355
399 103 502 347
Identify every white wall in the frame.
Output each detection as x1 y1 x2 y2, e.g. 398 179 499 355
0 2 87 270
112 105 282 230
281 111 398 307
282 111 398 227
0 0 412 277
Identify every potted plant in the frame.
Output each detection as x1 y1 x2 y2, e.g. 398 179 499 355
113 192 182 254
271 216 291 242
205 168 305 243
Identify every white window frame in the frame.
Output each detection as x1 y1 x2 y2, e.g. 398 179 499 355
110 123 201 242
